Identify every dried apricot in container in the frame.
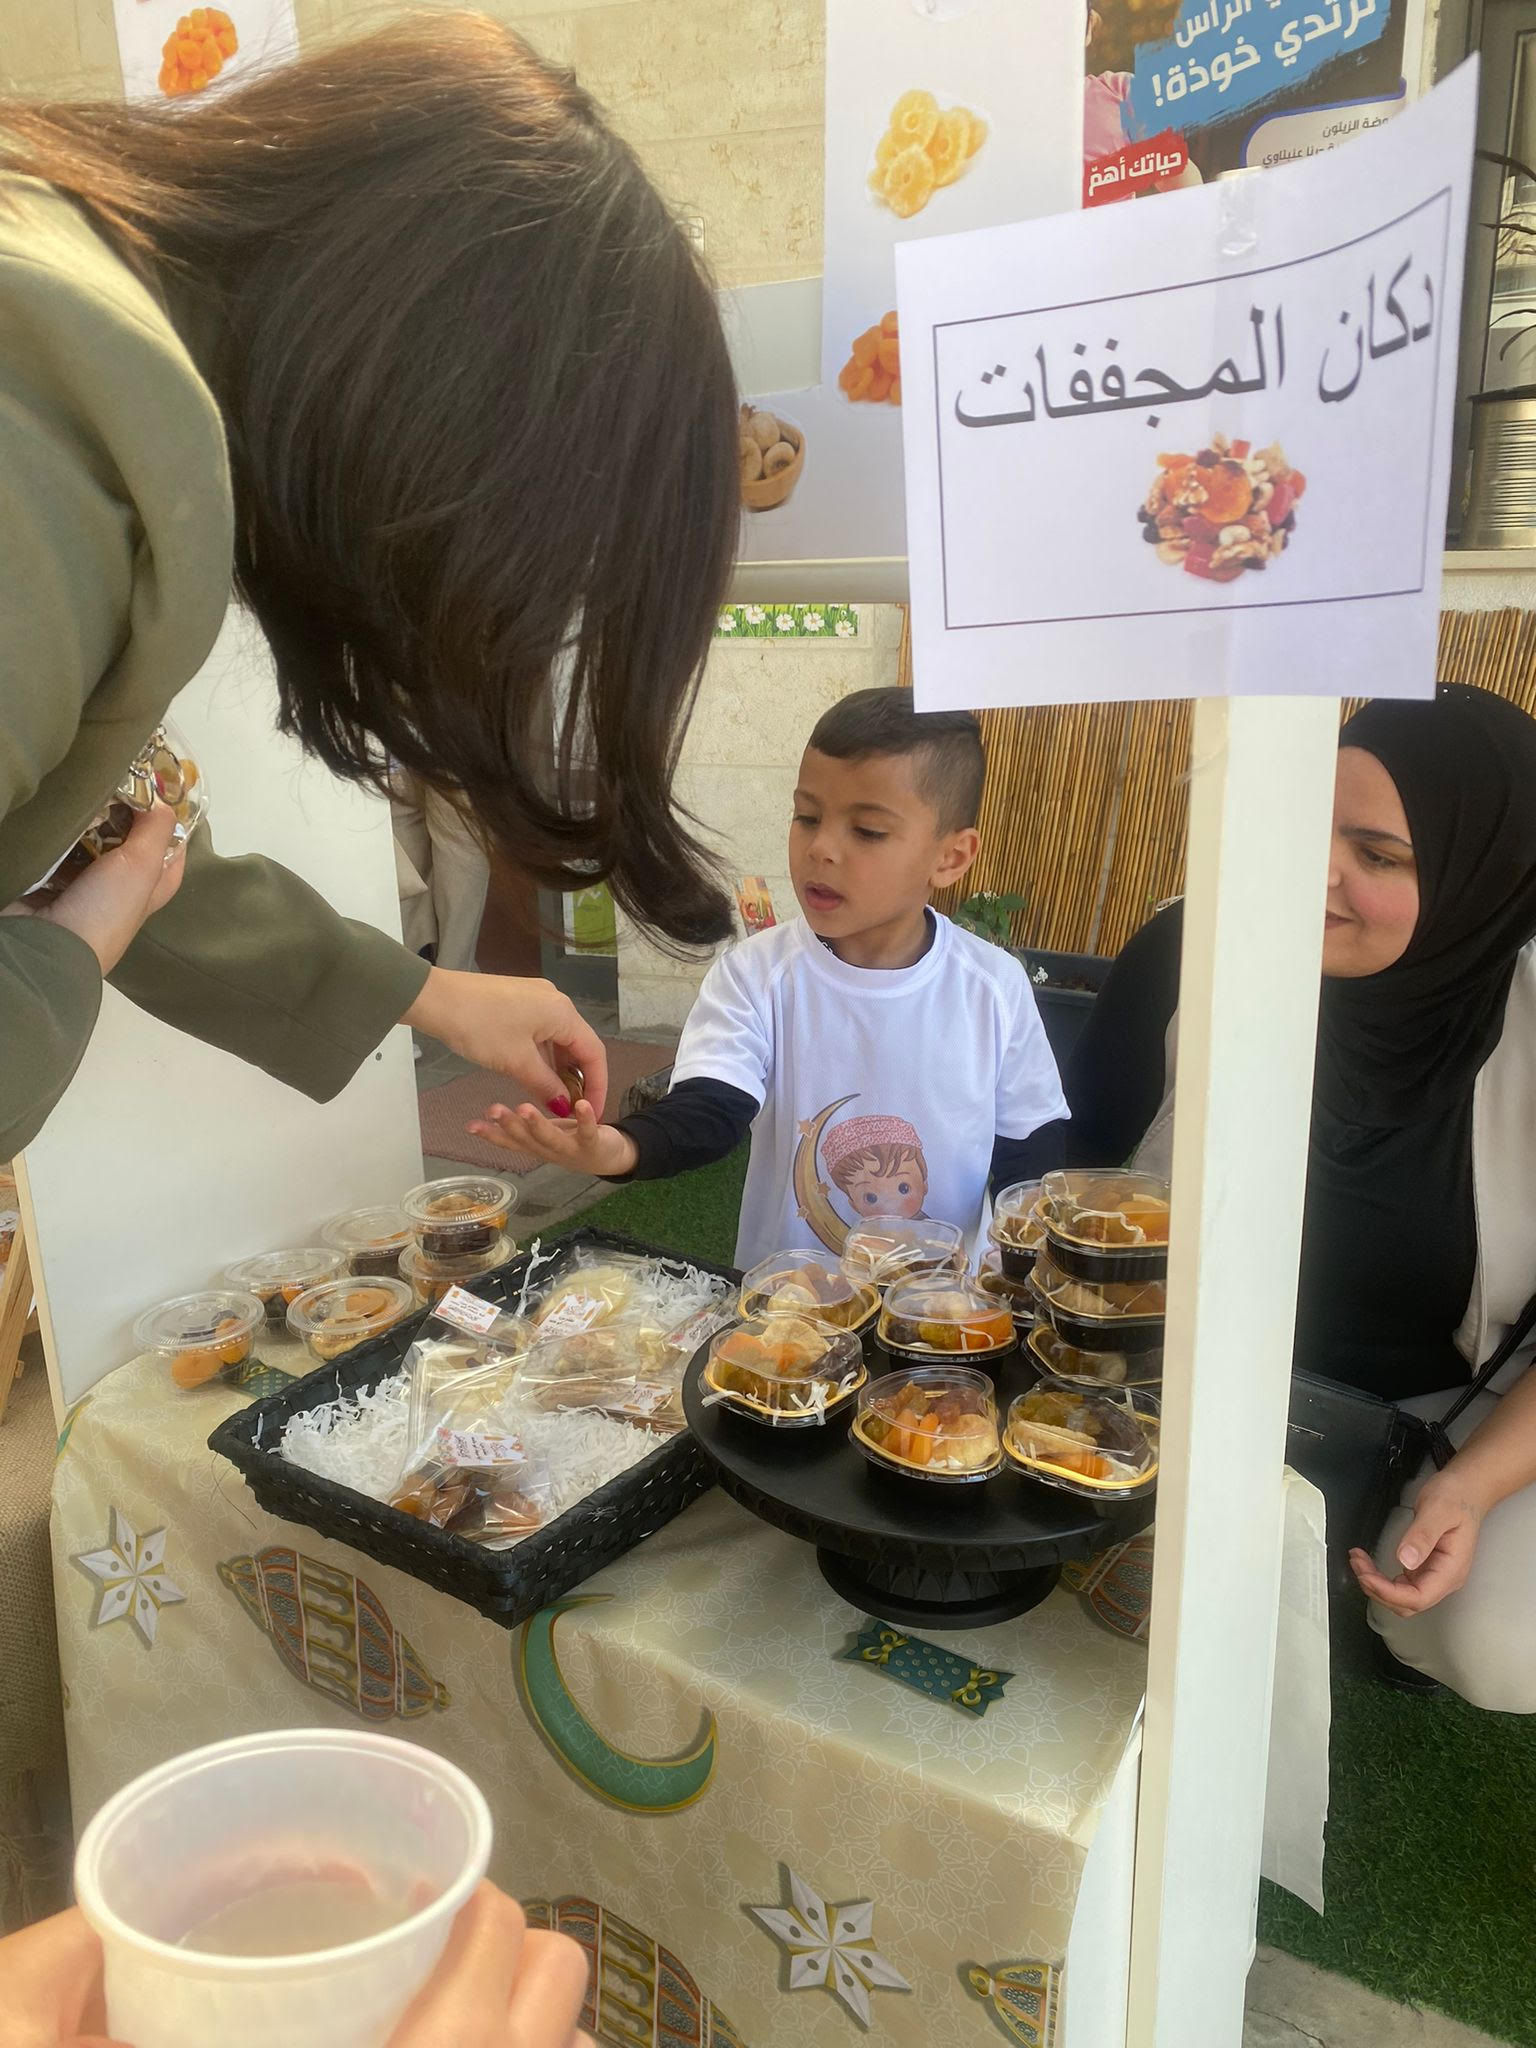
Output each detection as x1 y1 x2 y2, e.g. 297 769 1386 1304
403 1175 516 1257
286 1277 415 1364
226 1248 345 1332
841 1217 965 1291
320 1204 413 1279
135 1292 263 1390
703 1317 866 1428
1028 1252 1166 1354
877 1276 1017 1361
1038 1168 1171 1283
739 1250 879 1334
852 1364 1003 1482
1003 1384 1158 1498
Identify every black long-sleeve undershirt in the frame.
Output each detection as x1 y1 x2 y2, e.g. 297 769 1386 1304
612 1078 1044 1202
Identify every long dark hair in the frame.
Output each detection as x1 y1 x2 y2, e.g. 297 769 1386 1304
2 15 738 945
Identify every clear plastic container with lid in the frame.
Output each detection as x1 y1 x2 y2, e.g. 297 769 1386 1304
840 1218 966 1291
1003 1383 1159 1498
287 1277 416 1363
135 1291 264 1390
226 1248 346 1331
321 1205 414 1279
703 1315 866 1427
973 1248 1034 1322
402 1176 516 1258
1038 1168 1171 1283
851 1365 1003 1481
739 1250 879 1334
400 1236 517 1310
877 1275 1017 1361
1027 1252 1166 1353
1026 1322 1162 1389
988 1179 1046 1280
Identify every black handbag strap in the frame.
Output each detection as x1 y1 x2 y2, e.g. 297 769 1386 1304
1427 1284 1536 1468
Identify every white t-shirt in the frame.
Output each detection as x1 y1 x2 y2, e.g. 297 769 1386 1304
671 912 1068 1269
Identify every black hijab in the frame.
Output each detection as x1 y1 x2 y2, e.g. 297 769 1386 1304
1315 683 1536 1135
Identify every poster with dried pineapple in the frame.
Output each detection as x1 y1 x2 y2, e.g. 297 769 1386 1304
113 0 297 106
820 0 1081 392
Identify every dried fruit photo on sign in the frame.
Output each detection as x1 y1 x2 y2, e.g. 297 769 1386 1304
1138 434 1306 584
868 90 987 219
837 311 901 406
159 7 238 94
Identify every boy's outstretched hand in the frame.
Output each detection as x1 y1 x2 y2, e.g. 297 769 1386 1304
468 1099 639 1179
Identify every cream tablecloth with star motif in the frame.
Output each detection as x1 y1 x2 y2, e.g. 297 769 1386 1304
51 1347 1153 2048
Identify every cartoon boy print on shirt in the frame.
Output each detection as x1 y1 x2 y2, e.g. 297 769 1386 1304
793 1096 931 1254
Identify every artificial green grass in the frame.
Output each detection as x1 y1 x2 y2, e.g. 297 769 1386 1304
1259 1676 1536 2044
563 1150 1536 2038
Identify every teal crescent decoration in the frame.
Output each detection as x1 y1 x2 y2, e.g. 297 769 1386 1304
515 1596 717 1815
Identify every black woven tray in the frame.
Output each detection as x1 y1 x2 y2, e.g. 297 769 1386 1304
209 1227 736 1629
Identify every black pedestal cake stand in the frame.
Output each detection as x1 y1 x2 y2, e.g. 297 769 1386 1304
682 1352 1155 1630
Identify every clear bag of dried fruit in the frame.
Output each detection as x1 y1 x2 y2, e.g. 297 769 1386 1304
25 721 208 903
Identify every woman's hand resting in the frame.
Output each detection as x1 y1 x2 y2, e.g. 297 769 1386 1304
1349 1469 1487 1617
402 971 608 1120
0 805 185 977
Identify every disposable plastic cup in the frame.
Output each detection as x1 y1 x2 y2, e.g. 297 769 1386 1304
74 1728 493 2048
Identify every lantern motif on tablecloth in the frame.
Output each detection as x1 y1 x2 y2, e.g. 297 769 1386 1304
522 1897 746 2048
218 1545 449 1721
962 1957 1060 2048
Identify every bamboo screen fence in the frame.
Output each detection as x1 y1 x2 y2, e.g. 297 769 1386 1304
913 605 1536 957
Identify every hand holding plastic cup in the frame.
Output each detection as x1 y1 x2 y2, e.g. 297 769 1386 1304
74 1729 492 2048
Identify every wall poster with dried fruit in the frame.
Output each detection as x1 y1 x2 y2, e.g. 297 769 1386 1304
895 69 1474 711
111 0 295 105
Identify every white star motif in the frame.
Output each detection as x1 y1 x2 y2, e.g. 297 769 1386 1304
72 1507 186 1650
747 1866 911 2026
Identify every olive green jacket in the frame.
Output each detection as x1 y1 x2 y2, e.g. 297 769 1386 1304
0 170 428 1159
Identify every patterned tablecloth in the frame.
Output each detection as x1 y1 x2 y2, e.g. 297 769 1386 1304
51 1346 1153 2048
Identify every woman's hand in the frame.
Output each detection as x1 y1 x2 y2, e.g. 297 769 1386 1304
469 1099 638 1178
402 972 608 1119
1349 1469 1488 1618
0 806 185 977
0 1906 128 2047
388 1884 593 2048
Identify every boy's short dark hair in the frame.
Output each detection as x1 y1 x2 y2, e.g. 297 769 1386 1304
807 688 985 832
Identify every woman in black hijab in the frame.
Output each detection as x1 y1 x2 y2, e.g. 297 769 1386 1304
1037 685 1536 1710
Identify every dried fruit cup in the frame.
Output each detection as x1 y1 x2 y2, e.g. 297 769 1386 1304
973 1248 1034 1322
852 1364 1003 1481
1003 1384 1159 1498
989 1178 1047 1280
878 1276 1017 1360
703 1316 866 1428
1038 1168 1171 1284
400 1235 517 1310
134 1291 263 1390
1028 1253 1166 1354
286 1277 415 1364
1027 1323 1163 1390
225 1248 346 1332
403 1176 516 1258
320 1204 414 1279
841 1217 965 1291
739 1250 879 1335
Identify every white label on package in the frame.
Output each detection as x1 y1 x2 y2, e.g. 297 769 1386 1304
623 1383 674 1419
538 1293 606 1338
434 1426 525 1468
666 1303 736 1353
434 1287 502 1336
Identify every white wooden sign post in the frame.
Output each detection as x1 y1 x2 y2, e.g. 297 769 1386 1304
894 67 1477 2048
1127 691 1337 2046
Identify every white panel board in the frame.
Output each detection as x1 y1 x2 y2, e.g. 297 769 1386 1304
22 609 422 1411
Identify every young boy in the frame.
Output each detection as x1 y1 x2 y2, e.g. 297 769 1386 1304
469 688 1067 1268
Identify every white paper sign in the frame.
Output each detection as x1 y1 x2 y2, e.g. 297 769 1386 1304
897 63 1476 710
